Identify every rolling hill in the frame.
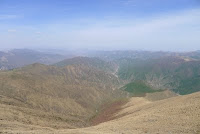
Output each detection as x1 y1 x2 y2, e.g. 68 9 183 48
0 60 125 129
1 90 199 134
0 54 200 133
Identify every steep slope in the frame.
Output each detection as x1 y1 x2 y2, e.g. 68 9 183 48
0 62 124 128
117 56 200 95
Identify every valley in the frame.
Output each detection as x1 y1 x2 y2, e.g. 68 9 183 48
1 0 200 133
0 50 200 133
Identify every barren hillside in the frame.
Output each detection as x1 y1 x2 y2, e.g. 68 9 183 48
0 56 200 134
0 62 125 129
0 92 199 134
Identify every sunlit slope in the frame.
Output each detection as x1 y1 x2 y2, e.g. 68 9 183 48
60 91 200 134
0 62 124 128
1 91 199 134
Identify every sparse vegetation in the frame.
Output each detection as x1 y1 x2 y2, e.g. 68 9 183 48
0 61 125 128
0 54 200 133
117 56 200 95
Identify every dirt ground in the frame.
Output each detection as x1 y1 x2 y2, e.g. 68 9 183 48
0 92 200 134
90 99 128 126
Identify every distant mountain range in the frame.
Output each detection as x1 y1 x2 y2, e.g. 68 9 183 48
0 49 66 70
1 49 200 95
87 50 200 61
0 49 200 132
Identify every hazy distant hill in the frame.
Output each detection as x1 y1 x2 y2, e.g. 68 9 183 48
54 56 117 73
88 50 200 61
0 49 66 70
88 50 172 61
182 51 200 60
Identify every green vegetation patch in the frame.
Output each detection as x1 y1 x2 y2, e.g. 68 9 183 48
122 81 159 96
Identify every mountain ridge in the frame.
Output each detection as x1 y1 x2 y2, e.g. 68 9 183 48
0 53 200 133
0 61 125 128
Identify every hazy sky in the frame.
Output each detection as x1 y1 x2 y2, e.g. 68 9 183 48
0 0 200 51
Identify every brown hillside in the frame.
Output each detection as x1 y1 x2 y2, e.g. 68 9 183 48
60 91 200 134
0 63 125 129
1 91 199 133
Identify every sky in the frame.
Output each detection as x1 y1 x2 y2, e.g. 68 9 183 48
0 0 200 51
